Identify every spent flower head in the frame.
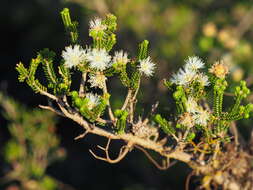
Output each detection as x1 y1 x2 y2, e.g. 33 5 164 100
62 45 86 68
178 112 195 128
86 93 100 110
89 18 107 32
196 73 210 86
113 50 129 65
185 96 199 113
87 48 111 71
209 61 229 79
138 56 155 77
88 73 107 89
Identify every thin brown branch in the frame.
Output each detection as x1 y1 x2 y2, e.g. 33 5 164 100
39 105 65 117
121 89 132 110
89 139 133 163
103 79 115 121
75 130 90 140
40 91 58 101
38 92 193 164
79 72 87 97
135 145 176 170
185 170 195 190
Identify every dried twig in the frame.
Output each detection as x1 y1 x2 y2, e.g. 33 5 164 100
89 139 133 163
39 105 65 117
75 130 90 140
135 145 175 170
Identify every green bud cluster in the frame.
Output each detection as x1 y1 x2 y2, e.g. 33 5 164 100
71 91 109 122
213 79 227 117
61 8 78 44
173 86 187 114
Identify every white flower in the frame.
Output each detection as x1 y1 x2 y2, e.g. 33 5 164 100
138 56 155 77
193 108 210 127
171 68 197 86
89 18 107 32
86 93 100 110
62 45 86 68
185 96 199 113
87 48 111 71
88 73 107 89
113 50 129 65
184 56 205 71
196 73 210 86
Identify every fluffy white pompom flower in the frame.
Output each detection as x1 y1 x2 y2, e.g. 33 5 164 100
193 108 210 127
171 68 197 86
184 56 205 71
196 73 210 86
185 96 199 113
88 73 107 89
138 56 155 77
86 93 100 110
87 48 111 71
62 45 86 68
112 50 129 65
89 18 107 32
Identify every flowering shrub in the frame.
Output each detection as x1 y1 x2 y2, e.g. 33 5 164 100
0 93 65 190
16 8 253 190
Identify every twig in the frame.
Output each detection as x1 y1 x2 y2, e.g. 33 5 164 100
185 170 194 190
79 72 87 97
89 139 133 163
41 91 58 101
39 105 65 117
135 145 176 170
37 92 193 164
121 89 132 110
75 130 90 140
129 80 141 122
103 79 115 121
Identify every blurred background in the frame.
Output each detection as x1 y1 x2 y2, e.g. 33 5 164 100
1 0 253 189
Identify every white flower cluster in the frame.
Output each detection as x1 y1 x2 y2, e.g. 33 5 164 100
183 96 210 127
62 45 156 77
86 93 100 110
170 56 210 87
113 50 129 65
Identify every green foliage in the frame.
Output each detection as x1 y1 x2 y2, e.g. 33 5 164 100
213 79 227 117
137 40 149 60
154 114 176 135
60 8 79 44
0 93 64 189
71 91 109 122
173 86 187 114
114 109 129 134
39 49 58 89
89 13 117 51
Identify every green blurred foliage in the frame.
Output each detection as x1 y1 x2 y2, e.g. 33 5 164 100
0 93 65 190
